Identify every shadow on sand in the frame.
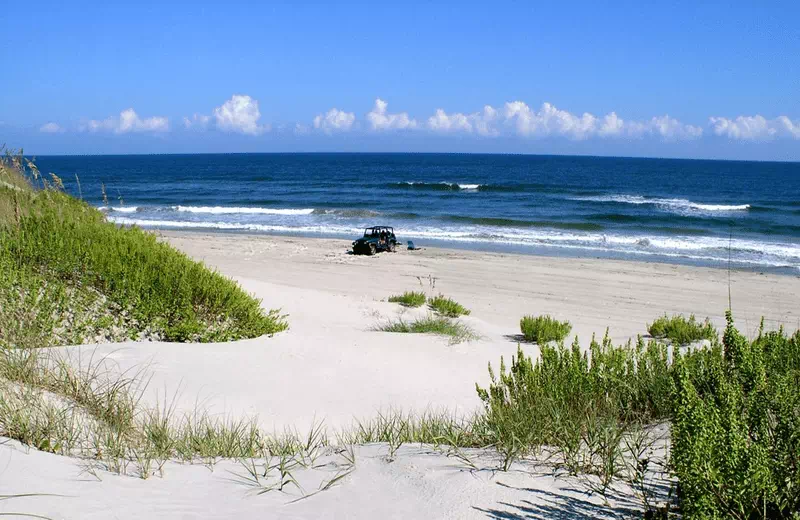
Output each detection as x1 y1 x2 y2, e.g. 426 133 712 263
473 482 642 520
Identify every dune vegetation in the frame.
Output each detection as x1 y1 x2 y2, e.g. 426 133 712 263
647 314 716 345
376 314 477 344
519 314 572 344
387 291 427 307
427 294 470 317
479 314 800 518
0 151 287 349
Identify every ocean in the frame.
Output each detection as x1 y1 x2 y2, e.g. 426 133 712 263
35 153 800 273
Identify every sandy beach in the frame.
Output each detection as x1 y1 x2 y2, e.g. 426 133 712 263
3 231 799 519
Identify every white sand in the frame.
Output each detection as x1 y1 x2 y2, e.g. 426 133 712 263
3 232 798 519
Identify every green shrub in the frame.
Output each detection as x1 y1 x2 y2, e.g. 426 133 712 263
647 314 715 345
0 155 287 347
378 315 476 344
477 332 673 476
388 291 427 307
428 295 470 317
519 314 572 344
671 314 800 518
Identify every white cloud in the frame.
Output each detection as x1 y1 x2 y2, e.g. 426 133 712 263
598 112 625 137
608 114 703 140
313 108 356 134
499 102 701 140
504 102 598 140
776 116 800 139
183 113 211 130
39 122 63 133
84 108 169 134
647 115 704 140
213 95 266 135
709 114 800 140
427 106 499 136
366 98 417 131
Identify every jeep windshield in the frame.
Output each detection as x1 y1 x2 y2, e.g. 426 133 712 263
364 228 391 237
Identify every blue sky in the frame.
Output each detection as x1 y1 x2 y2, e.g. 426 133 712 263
1 0 799 160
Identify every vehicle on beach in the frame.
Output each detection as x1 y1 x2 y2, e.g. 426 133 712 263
352 226 398 255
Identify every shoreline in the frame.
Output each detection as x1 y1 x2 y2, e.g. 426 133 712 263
147 226 800 276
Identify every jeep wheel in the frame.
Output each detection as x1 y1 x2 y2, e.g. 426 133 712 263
369 244 377 255
388 242 396 252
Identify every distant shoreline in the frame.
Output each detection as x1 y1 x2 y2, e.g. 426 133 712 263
147 226 799 277
154 227 800 277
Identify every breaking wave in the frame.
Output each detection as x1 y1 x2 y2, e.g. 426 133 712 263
98 206 139 213
573 195 751 213
173 206 315 215
107 216 800 270
387 182 482 191
311 208 382 218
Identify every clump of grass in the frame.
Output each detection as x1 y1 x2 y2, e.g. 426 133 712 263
477 331 675 488
377 315 477 344
647 314 715 345
0 150 287 347
519 314 572 344
0 347 310 475
428 295 470 317
387 291 427 307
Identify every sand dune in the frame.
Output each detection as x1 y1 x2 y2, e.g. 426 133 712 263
3 232 798 519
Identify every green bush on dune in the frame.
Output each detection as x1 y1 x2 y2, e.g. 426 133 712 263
647 314 716 345
671 315 800 519
480 313 800 516
519 314 572 344
0 152 287 348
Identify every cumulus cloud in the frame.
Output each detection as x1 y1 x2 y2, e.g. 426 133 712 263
83 109 169 134
39 122 63 133
213 95 266 135
427 106 498 136
648 115 704 140
313 108 356 134
497 102 702 141
776 116 800 139
183 113 211 130
709 114 800 140
504 102 599 140
366 98 417 131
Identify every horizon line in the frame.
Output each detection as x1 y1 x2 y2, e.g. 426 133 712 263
24 150 800 165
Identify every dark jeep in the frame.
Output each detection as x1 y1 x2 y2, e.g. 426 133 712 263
352 226 398 255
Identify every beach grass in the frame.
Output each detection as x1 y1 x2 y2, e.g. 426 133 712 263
0 150 287 348
646 313 715 345
519 314 572 344
3 306 799 517
479 314 800 515
387 291 427 307
376 315 477 344
427 295 470 317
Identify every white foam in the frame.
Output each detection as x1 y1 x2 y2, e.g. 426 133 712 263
402 181 482 190
573 195 750 213
98 206 138 213
107 215 800 269
173 206 315 215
